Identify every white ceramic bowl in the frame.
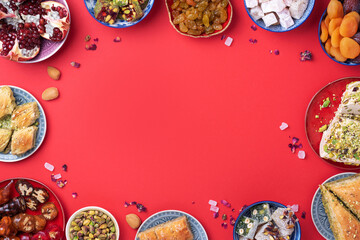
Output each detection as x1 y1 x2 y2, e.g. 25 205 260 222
66 206 120 240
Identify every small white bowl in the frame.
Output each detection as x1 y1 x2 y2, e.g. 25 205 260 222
66 206 120 240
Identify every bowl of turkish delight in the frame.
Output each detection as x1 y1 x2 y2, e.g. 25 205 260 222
244 0 314 32
233 201 301 240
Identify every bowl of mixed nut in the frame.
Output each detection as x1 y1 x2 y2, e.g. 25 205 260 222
66 206 120 240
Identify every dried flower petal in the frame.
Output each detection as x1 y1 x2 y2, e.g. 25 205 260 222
72 192 78 198
62 164 67 172
208 200 217 206
301 211 306 219
300 50 312 61
298 150 306 159
210 205 219 213
249 38 258 44
229 216 235 226
280 122 288 130
221 200 231 208
56 180 67 188
213 212 219 219
269 50 273 54
70 62 80 68
251 25 257 31
221 222 228 229
136 203 147 212
130 201 137 205
274 49 280 55
85 44 97 51
287 204 299 212
85 35 91 42
225 37 233 47
93 38 99 42
50 174 56 182
239 205 248 213
292 137 299 144
113 36 121 42
192 201 195 204
124 202 130 208
221 34 226 40
222 214 227 220
44 162 54 172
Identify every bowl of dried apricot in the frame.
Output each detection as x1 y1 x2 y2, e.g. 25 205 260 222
165 0 233 38
319 0 360 65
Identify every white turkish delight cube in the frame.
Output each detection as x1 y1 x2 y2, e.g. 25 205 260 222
289 0 309 19
245 0 259 8
262 13 279 27
261 0 286 13
279 14 294 28
283 0 292 6
277 7 290 17
250 6 265 20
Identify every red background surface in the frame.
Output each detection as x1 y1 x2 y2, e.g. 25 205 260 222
1 0 360 239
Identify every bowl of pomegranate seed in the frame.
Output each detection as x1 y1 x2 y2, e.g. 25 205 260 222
0 0 71 63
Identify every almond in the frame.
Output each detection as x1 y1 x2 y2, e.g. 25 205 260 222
47 66 61 80
126 213 141 229
42 87 59 101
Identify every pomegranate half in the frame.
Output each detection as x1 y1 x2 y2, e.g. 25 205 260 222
40 1 69 41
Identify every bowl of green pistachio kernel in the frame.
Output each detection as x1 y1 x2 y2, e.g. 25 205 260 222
66 206 120 240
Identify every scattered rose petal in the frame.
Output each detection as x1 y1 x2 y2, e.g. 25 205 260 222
300 50 312 61
62 164 67 172
269 50 273 54
85 44 97 51
280 122 288 130
292 137 299 144
229 216 235 226
208 200 217 206
251 25 257 31
298 150 306 159
239 205 248 213
70 62 80 68
274 49 280 55
130 201 137 205
72 192 78 199
50 174 56 182
56 180 67 188
136 203 147 212
232 208 235 212
213 212 219 219
222 214 227 220
224 37 233 47
124 201 130 208
298 143 303 149
85 35 91 42
210 206 219 213
221 34 226 40
301 211 306 219
221 200 231 208
113 36 121 42
249 38 257 44
44 162 54 172
287 204 299 212
192 201 195 204
221 222 228 229
93 38 99 42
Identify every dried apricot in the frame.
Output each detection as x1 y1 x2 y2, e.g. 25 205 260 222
339 16 358 37
340 37 360 58
325 39 332 53
345 11 360 23
321 21 329 43
330 46 347 62
331 27 343 47
327 0 344 19
325 15 331 28
328 18 342 36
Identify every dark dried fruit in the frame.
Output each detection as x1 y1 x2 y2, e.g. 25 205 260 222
15 180 34 197
41 202 58 220
353 32 360 44
25 197 39 211
0 197 27 216
13 213 35 233
0 216 17 237
32 188 49 204
33 215 47 232
0 180 13 205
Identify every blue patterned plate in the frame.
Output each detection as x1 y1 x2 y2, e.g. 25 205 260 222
84 0 154 28
135 210 208 240
244 0 315 32
233 201 301 240
311 172 356 240
0 86 47 162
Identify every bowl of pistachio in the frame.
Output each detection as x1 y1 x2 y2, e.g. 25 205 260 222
66 206 120 240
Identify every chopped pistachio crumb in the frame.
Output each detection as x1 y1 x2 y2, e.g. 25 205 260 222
319 124 328 133
322 98 331 108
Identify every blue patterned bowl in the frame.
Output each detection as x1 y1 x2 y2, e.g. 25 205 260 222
233 201 301 240
318 10 360 66
23 0 70 64
84 0 154 28
311 172 356 240
135 210 208 240
244 0 315 32
0 86 47 162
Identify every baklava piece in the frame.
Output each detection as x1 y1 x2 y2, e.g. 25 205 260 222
0 129 12 152
11 126 38 155
0 86 16 120
11 102 40 130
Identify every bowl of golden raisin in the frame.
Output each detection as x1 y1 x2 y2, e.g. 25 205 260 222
165 0 233 38
319 0 360 65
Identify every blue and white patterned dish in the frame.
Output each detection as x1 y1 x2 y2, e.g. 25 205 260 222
135 210 208 240
84 0 154 28
0 86 47 163
311 172 356 240
233 201 301 240
244 0 315 32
